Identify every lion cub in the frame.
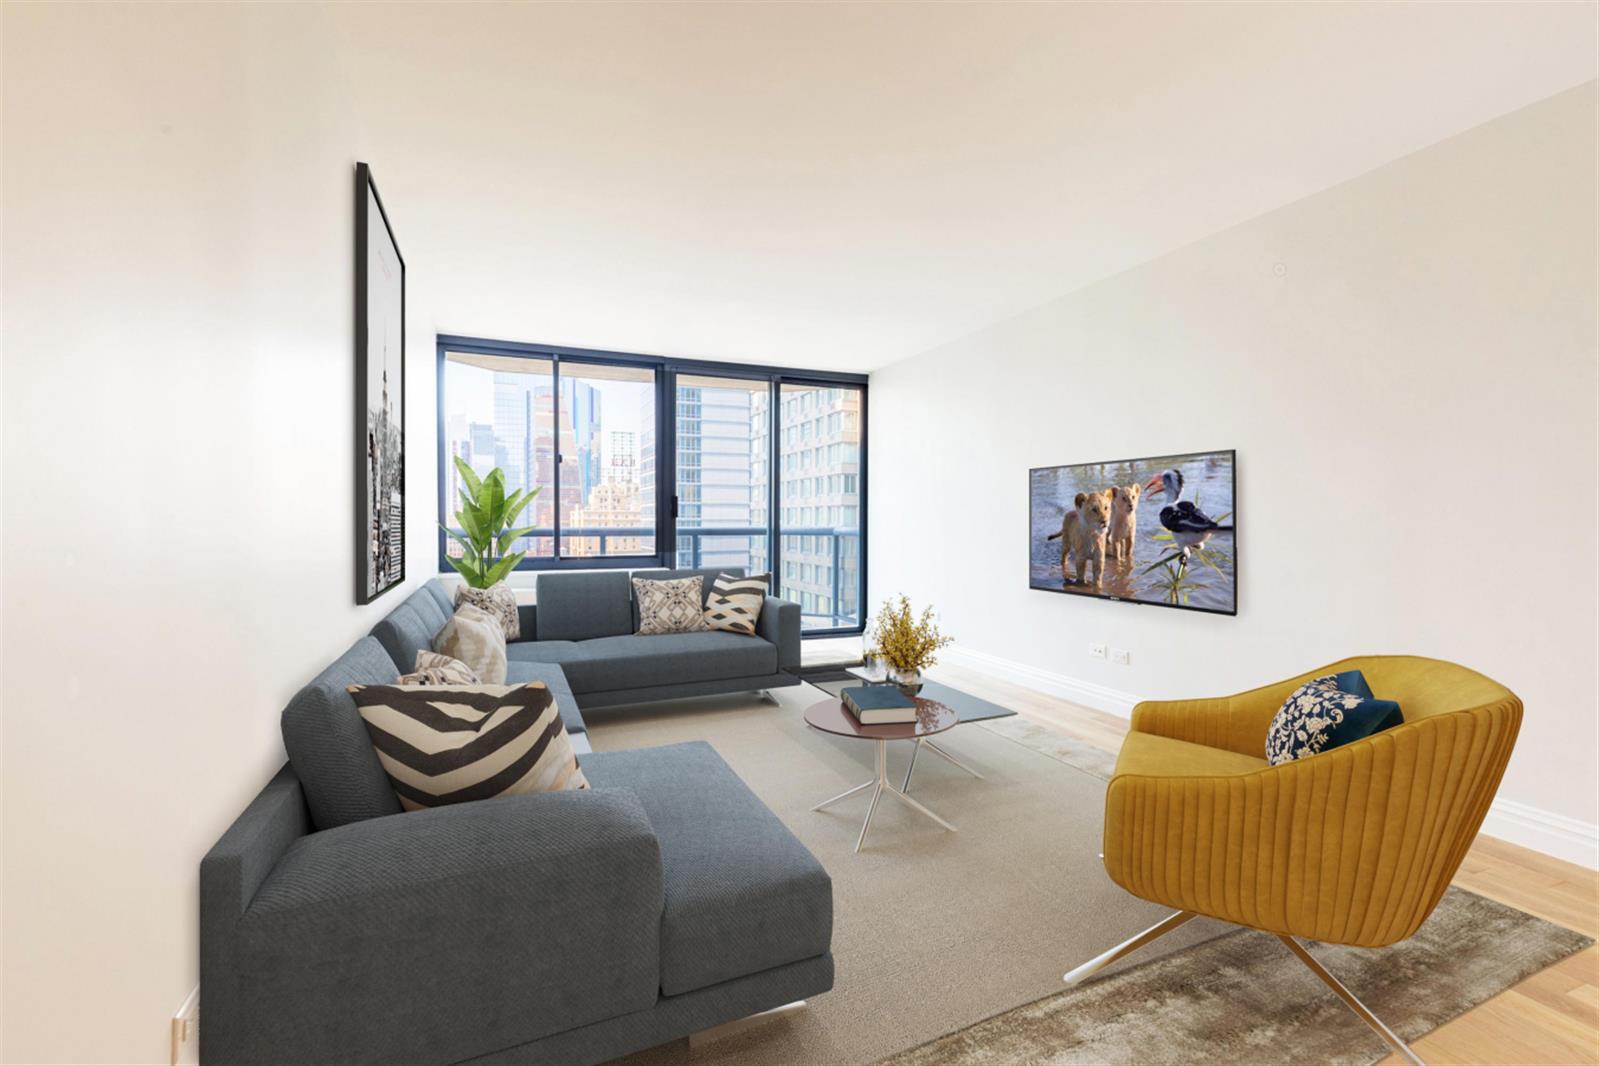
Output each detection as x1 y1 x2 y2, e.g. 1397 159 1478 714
1104 482 1143 563
1047 489 1113 589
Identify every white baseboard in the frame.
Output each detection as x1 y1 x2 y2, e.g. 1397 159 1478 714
939 644 1140 718
937 644 1599 871
1479 798 1599 870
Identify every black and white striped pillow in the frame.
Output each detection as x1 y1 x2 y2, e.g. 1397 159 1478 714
704 572 769 636
347 682 588 811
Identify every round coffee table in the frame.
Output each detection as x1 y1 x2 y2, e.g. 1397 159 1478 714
804 696 960 852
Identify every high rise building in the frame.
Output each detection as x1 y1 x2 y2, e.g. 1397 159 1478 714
773 385 861 629
674 381 763 570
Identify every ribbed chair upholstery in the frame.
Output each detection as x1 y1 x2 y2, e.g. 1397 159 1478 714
1067 655 1521 1065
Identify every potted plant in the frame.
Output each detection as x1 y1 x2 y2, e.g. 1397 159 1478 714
871 595 952 696
440 458 538 588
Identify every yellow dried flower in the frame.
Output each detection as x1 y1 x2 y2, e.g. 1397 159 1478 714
870 595 952 672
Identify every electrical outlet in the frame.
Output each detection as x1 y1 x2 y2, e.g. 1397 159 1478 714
1088 642 1107 660
171 986 199 1066
1111 648 1131 666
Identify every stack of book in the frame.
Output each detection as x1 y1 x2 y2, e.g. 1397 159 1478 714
840 685 918 724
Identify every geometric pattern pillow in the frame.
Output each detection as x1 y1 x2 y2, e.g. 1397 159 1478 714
632 576 709 635
1265 673 1404 766
432 603 508 685
454 582 520 640
346 682 588 811
704 572 768 637
397 650 479 686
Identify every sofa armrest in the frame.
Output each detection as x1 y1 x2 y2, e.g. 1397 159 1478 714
516 602 537 640
212 789 663 1065
757 595 801 672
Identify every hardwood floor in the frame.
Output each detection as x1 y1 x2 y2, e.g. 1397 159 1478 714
926 659 1599 1066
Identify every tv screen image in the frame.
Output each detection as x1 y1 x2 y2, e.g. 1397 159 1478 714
1029 449 1236 615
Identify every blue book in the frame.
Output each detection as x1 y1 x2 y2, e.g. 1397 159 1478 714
841 685 918 724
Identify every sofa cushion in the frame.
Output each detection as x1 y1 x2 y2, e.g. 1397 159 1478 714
1114 730 1268 779
536 572 632 641
559 632 778 694
349 682 588 810
455 582 520 639
371 602 437 674
424 578 456 619
629 567 744 631
433 603 508 685
504 660 586 735
281 637 404 830
580 741 832 995
632 575 710 635
397 650 478 686
404 585 449 636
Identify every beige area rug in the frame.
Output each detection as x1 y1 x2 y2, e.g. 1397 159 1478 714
590 686 1590 1066
590 686 1233 1066
880 884 1591 1065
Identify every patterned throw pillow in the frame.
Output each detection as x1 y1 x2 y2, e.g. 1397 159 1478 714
1265 672 1404 766
397 650 479 686
704 572 769 636
348 682 588 810
454 582 519 640
432 603 508 684
633 576 709 635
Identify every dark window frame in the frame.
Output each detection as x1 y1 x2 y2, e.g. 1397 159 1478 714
436 335 869 637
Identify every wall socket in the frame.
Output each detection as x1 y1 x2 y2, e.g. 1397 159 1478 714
171 986 199 1066
1088 642 1107 660
1111 647 1131 666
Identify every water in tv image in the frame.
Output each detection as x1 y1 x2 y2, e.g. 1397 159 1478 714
1029 449 1235 614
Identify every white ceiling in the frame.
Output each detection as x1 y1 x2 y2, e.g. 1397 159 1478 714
333 2 1596 372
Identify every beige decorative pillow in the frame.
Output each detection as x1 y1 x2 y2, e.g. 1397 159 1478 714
704 572 769 637
633 576 709 635
397 650 479 686
347 682 588 811
432 603 507 684
454 582 519 639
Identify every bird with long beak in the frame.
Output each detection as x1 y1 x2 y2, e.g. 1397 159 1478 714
1143 468 1233 558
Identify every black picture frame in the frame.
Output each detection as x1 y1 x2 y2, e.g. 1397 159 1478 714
1027 448 1237 617
355 162 406 604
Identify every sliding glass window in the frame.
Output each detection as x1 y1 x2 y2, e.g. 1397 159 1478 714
673 375 770 571
777 383 862 631
438 338 866 634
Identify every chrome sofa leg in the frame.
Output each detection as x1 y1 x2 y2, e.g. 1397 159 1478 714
688 1000 807 1047
1278 936 1425 1066
1062 911 1196 986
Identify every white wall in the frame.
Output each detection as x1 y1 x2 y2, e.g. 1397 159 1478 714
1 5 437 1063
869 85 1598 865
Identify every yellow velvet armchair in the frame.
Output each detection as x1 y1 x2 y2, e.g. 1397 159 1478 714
1065 655 1521 1065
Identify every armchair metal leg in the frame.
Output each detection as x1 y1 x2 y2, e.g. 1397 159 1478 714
1278 936 1425 1066
1063 910 1196 986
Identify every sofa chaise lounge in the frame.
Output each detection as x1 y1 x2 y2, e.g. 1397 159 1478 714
200 570 831 1064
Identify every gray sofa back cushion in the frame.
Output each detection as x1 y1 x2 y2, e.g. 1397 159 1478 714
280 637 403 830
536 572 632 641
423 578 456 619
370 602 436 673
404 585 449 635
628 568 746 632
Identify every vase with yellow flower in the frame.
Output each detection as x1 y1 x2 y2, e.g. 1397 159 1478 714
871 595 952 697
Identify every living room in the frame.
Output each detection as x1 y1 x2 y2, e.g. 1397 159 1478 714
2 3 1596 1065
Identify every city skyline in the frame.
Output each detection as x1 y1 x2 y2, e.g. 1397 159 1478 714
442 353 862 628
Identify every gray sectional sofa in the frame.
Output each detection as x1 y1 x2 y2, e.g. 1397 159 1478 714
200 569 830 1065
372 568 801 715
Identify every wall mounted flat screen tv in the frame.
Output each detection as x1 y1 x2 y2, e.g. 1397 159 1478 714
1029 449 1236 615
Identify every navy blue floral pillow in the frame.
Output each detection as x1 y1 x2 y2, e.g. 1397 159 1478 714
1265 671 1403 766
